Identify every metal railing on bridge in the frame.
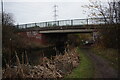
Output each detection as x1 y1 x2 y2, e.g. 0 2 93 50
16 18 118 29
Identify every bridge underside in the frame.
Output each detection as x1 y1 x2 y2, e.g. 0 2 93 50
21 25 99 34
39 29 94 33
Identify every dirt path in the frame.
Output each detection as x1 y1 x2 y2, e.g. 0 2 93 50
81 48 118 78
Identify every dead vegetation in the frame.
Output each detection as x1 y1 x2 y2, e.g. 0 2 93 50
2 48 80 79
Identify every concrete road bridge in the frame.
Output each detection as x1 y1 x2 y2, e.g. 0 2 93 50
16 18 112 33
16 18 119 52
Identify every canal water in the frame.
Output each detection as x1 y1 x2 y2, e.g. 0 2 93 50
27 44 66 65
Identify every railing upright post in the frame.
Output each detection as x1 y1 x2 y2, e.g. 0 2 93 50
71 20 73 26
58 21 59 26
16 24 19 29
87 19 88 25
25 24 27 28
46 22 47 27
35 23 37 27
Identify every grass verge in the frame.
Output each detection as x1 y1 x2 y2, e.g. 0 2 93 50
65 47 94 78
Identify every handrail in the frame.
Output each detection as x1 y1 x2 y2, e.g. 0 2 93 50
16 17 119 29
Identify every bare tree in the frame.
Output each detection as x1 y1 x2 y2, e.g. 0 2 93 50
83 0 120 23
83 0 120 48
3 12 15 26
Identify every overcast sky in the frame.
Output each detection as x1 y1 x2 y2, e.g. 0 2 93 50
1 0 110 24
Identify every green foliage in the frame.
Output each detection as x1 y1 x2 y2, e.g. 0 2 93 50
65 48 94 78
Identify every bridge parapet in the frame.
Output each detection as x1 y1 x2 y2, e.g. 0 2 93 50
17 18 120 29
17 18 112 29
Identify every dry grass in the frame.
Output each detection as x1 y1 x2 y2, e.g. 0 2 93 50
2 48 80 79
92 47 118 70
